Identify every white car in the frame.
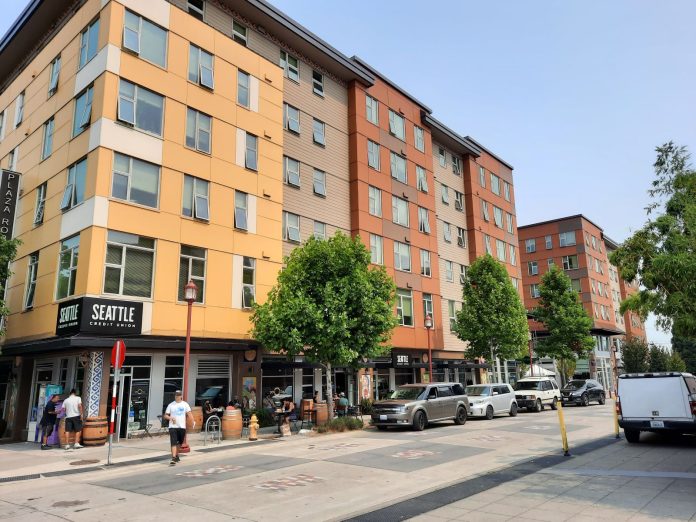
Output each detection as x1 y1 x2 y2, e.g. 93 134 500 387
514 376 561 412
467 384 518 419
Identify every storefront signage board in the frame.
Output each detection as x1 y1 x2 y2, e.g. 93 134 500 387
392 352 411 368
56 297 143 336
0 169 20 240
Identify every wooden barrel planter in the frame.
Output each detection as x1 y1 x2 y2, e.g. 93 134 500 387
221 408 242 440
314 402 328 426
187 406 203 433
58 418 67 447
82 416 108 446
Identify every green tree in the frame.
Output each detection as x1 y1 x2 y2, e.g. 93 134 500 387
0 236 21 334
668 351 687 373
250 232 396 418
557 358 577 385
622 337 649 373
532 266 595 360
648 344 669 372
672 336 696 374
609 142 696 338
454 254 528 379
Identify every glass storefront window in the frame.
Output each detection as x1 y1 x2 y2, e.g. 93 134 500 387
302 368 314 400
162 356 183 419
263 366 293 406
394 369 415 387
195 378 228 409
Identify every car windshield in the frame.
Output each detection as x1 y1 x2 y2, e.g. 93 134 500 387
466 385 491 396
563 380 586 390
515 381 543 391
389 387 425 400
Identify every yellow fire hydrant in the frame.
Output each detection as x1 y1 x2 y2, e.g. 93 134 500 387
249 413 259 441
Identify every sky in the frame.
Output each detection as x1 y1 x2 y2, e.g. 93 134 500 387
3 0 694 346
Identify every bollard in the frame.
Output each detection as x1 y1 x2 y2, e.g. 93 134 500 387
556 400 570 456
613 398 621 439
249 414 259 441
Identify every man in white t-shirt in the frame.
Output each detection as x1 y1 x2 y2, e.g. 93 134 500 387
62 389 83 450
164 390 194 466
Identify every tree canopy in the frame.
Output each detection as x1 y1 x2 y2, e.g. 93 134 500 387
0 236 20 334
621 337 649 373
672 336 696 374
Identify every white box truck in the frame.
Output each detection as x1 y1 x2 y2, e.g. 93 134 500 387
617 372 696 443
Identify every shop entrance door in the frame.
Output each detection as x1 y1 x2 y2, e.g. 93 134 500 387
117 373 131 441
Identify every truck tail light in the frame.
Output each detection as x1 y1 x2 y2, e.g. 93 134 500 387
616 397 622 416
690 399 696 417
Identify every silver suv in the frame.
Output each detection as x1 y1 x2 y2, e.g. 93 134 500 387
371 383 469 431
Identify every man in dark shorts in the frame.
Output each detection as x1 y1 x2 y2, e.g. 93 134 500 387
40 394 60 449
164 390 194 466
62 389 83 450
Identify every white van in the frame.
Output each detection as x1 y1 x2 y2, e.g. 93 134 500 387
617 372 696 443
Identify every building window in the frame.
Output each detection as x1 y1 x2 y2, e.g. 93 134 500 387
312 119 325 145
284 103 300 133
528 261 538 276
237 70 250 107
72 85 93 137
232 21 247 46
388 110 405 141
479 166 486 187
506 213 513 234
525 238 536 253
504 181 511 202
367 140 380 170
0 111 5 141
24 252 39 309
562 254 579 270
185 108 211 153
597 281 604 296
182 175 209 220
313 169 326 196
244 133 258 170
559 231 576 247
416 166 428 192
8 147 18 172
443 222 452 243
481 200 490 221
548 258 555 268
187 0 205 20
441 184 449 204
79 19 100 69
496 239 506 262
118 80 164 136
445 260 453 282
423 293 434 325
414 126 425 152
511 278 519 290
438 147 447 167
392 196 409 227
396 289 413 326
418 207 430 234
390 152 407 184
493 206 503 228
530 284 540 299
369 234 383 265
112 153 159 208
457 227 466 248
177 245 206 302
234 191 248 230
279 50 299 82
491 174 500 195
56 235 79 300
104 231 156 298
34 183 47 225
284 156 300 187
189 44 214 89
509 245 517 266
368 186 382 217
448 300 457 331
452 156 461 176
42 118 54 160
484 234 492 255
544 235 552 249
591 236 597 250
312 70 324 96
459 264 467 284
283 211 300 242
60 158 87 211
123 10 167 67
48 55 61 96
366 95 379 125
393 241 411 272
313 221 326 240
454 191 464 211
242 256 255 308
420 249 431 277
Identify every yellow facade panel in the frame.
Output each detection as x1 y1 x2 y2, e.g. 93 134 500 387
202 250 232 308
107 201 180 244
161 141 212 181
209 119 237 165
168 7 216 58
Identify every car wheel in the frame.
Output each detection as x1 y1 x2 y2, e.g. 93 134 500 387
509 403 518 417
377 426 388 431
535 399 543 412
550 397 558 410
485 406 494 420
598 393 606 405
624 429 640 443
412 411 426 431
454 406 467 425
581 393 589 407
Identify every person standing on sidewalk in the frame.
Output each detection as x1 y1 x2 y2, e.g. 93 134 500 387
164 390 194 466
62 389 83 450
40 394 60 450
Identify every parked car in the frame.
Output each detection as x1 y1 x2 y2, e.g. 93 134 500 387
618 372 696 443
196 385 224 405
371 383 469 431
561 379 605 406
514 376 561 412
467 384 518 419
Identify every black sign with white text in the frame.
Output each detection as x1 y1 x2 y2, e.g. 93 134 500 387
0 170 20 240
56 297 143 336
392 352 411 368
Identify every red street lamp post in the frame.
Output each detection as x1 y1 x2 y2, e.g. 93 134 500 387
182 280 198 402
425 314 433 383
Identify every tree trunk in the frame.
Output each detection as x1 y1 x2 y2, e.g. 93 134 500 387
325 361 334 420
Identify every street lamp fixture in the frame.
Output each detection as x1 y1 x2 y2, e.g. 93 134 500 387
183 280 198 402
425 314 433 383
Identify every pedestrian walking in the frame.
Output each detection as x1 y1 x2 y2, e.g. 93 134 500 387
62 389 83 450
164 390 194 466
40 394 60 450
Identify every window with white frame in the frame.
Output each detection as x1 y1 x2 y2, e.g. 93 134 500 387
443 222 452 243
312 119 325 145
185 108 211 153
506 212 513 233
396 289 413 326
189 44 214 89
284 103 300 133
530 283 540 299
118 79 164 136
182 174 209 220
42 118 54 160
234 191 248 230
392 196 409 227
504 181 511 202
416 166 428 192
454 191 464 211
594 304 599 318
34 183 47 225
245 133 257 170
496 239 506 262
24 252 39 309
232 21 247 46
369 234 383 265
312 70 324 96
79 19 100 69
313 169 326 196
279 50 299 82
388 110 405 140
56 235 79 300
123 10 166 67
591 236 597 250
393 241 411 272
8 147 18 172
484 234 492 255
509 244 517 266
104 231 155 298
367 140 380 170
284 156 300 187
445 260 453 282
559 231 576 247
237 70 250 107
438 147 447 167
591 279 596 294
562 254 579 270
479 166 486 187
548 258 554 268
365 94 378 125
481 200 490 221
178 245 205 302
490 173 500 195
187 0 204 20
72 85 93 136
313 221 326 240
493 206 503 228
242 256 255 308
112 153 160 208
368 185 382 216
60 158 87 211
457 227 466 248
283 211 300 242
422 293 434 325
441 184 449 204
511 278 519 290
414 126 425 152
452 156 461 176
597 281 604 295
570 279 581 293
418 207 430 234
528 261 538 276
545 235 552 249
420 249 431 277
448 300 457 331
525 238 536 253
48 55 61 96
390 152 407 183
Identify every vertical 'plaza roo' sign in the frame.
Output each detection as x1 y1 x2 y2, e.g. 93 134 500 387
0 169 20 240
